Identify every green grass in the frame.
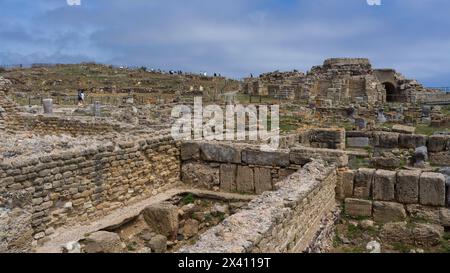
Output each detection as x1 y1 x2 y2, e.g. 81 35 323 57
415 124 450 136
392 242 410 253
181 193 196 205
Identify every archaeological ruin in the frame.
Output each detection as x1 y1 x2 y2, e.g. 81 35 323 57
0 59 449 254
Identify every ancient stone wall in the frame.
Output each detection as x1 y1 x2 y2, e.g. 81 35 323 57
346 131 450 165
180 141 348 194
180 160 338 253
6 114 126 136
338 168 450 228
0 135 181 251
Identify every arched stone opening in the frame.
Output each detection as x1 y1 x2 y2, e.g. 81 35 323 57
384 82 399 102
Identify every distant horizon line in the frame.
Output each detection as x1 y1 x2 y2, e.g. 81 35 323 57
1 61 449 88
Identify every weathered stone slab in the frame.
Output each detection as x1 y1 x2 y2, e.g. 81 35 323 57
82 231 123 253
220 164 237 192
373 201 407 223
345 198 372 217
375 132 399 148
419 172 446 207
373 170 396 201
353 168 375 199
440 208 450 228
254 168 272 194
337 169 354 199
199 143 241 163
180 142 200 161
242 149 289 167
143 202 179 240
396 170 420 204
427 135 448 153
236 166 254 193
289 147 348 167
392 125 416 134
429 151 450 166
347 137 370 148
399 134 427 149
406 204 441 224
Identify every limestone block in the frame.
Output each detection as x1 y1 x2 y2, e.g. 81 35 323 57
236 166 254 194
143 202 179 239
440 208 450 227
429 151 450 166
419 172 446 207
373 170 396 201
396 170 420 204
180 142 199 161
254 167 272 194
376 132 399 148
347 137 370 148
399 134 427 149
289 147 348 167
406 204 441 224
392 125 416 134
82 231 123 253
353 168 375 199
427 135 448 153
337 169 354 199
373 201 407 223
219 164 237 193
242 149 289 167
199 143 241 163
345 198 372 217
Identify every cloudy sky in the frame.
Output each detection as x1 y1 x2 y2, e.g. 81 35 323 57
0 0 449 85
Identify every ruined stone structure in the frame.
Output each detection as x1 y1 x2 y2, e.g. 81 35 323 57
243 58 450 104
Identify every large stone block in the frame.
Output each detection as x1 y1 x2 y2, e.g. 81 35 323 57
82 231 123 253
392 125 416 134
345 198 372 217
347 137 370 148
396 170 420 204
199 143 241 163
289 147 348 167
236 166 254 193
180 142 200 161
219 164 237 192
353 168 375 199
254 167 273 194
429 151 450 166
309 128 345 149
373 201 407 223
399 134 427 149
440 208 450 228
242 149 289 167
375 132 399 148
419 172 446 207
143 202 179 240
427 135 448 153
181 163 219 189
337 169 354 199
406 204 441 224
373 170 396 201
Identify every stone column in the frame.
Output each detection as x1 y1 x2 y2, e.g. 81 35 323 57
93 101 101 117
42 98 53 114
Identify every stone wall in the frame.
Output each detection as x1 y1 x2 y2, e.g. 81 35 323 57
7 114 126 136
180 160 338 253
338 168 450 227
346 131 450 165
180 141 348 194
0 135 181 252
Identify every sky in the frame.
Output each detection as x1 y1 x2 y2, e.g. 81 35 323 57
0 0 450 86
